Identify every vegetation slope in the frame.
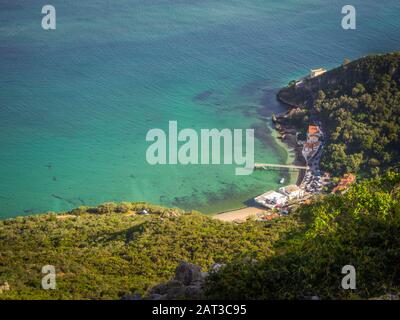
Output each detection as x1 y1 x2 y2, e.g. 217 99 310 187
278 52 400 177
0 203 299 299
205 172 400 299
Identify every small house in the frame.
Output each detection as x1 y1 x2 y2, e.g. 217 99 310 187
279 185 305 200
255 191 288 209
332 174 356 194
310 68 327 78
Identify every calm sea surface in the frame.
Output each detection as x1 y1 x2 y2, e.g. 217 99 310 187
0 0 399 218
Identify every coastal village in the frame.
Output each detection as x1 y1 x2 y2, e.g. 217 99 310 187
216 118 356 223
250 68 356 222
215 67 357 223
252 123 356 222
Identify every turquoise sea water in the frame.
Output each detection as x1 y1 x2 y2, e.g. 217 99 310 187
1 0 399 218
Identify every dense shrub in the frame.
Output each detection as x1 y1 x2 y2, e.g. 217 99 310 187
278 52 400 177
205 172 400 299
0 204 299 299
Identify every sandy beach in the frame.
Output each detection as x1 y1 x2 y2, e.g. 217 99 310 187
214 206 266 222
213 114 304 222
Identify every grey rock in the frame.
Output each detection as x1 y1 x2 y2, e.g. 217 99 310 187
185 285 203 299
146 261 209 300
166 285 186 299
174 262 203 285
150 283 169 295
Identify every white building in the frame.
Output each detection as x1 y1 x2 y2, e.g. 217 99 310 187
310 68 327 78
279 185 305 200
255 191 288 209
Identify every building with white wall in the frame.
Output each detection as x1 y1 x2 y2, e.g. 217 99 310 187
279 185 305 200
255 191 288 209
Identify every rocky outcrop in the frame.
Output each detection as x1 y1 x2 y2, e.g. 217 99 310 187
174 262 205 286
278 53 400 109
122 262 225 300
146 262 208 300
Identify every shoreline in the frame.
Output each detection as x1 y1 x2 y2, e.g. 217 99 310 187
213 96 307 220
268 121 300 185
275 90 308 186
272 119 307 186
213 206 266 222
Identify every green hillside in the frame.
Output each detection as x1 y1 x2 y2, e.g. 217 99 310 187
205 172 400 299
278 52 400 176
0 203 299 299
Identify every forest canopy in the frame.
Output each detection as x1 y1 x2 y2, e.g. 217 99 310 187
278 52 400 176
205 172 400 299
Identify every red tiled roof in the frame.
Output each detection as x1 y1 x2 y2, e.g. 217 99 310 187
332 174 356 193
308 125 320 135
